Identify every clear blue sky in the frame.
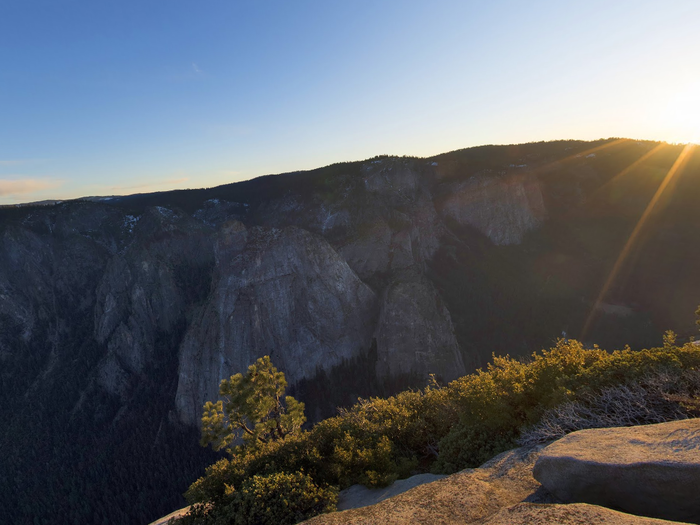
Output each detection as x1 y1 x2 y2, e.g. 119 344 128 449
2 0 699 204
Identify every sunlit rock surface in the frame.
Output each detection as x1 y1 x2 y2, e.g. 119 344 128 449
534 418 700 524
440 171 546 245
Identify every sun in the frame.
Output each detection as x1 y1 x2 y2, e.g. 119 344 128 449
661 83 700 144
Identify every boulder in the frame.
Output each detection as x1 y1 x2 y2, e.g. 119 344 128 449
533 418 700 523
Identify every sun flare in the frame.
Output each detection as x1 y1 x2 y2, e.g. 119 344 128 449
660 84 700 144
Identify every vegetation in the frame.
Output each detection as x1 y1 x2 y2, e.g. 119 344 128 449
186 472 336 525
201 356 306 452
185 334 700 524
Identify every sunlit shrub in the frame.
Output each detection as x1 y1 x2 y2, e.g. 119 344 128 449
233 471 337 525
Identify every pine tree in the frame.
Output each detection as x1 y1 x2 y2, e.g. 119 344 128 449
200 356 306 453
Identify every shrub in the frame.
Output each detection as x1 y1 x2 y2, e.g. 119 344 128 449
519 369 700 446
182 471 336 525
433 339 606 472
233 472 337 525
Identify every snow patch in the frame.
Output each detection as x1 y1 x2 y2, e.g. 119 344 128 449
123 215 140 234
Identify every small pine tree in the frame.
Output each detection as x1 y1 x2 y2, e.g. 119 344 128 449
200 356 306 453
663 330 677 347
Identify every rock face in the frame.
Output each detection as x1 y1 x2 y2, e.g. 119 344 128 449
440 171 546 245
175 223 378 425
533 418 700 524
94 207 214 397
374 274 466 382
329 160 443 281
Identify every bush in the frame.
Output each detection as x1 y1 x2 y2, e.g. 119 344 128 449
433 339 606 472
519 369 700 446
433 340 700 472
183 471 336 525
234 472 337 525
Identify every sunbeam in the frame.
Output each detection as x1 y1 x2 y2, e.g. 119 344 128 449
532 139 630 176
588 143 667 202
581 143 697 340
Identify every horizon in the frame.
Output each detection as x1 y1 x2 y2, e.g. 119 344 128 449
2 0 699 205
0 136 670 207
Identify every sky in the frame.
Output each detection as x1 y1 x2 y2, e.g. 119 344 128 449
1 0 700 204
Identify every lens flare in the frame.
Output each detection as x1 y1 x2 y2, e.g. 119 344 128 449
588 143 667 202
581 144 696 340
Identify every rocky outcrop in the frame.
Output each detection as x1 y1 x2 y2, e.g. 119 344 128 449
305 433 699 525
303 447 546 525
374 274 466 382
439 171 546 245
337 473 446 511
334 161 443 280
482 503 688 525
533 418 700 524
175 223 378 425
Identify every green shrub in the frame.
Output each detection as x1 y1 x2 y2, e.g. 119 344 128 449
433 339 606 472
233 472 337 525
564 341 700 393
183 471 336 525
432 422 515 472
